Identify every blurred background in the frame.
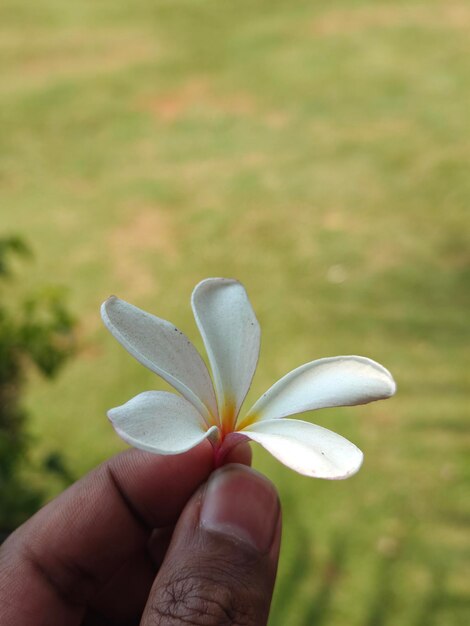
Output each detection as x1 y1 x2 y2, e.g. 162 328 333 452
1 0 469 624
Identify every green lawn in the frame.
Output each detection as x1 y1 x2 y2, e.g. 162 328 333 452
1 0 469 623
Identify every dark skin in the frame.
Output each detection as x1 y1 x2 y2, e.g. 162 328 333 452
0 441 282 625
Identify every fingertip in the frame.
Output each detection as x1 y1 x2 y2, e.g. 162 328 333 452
143 463 280 625
200 463 279 553
102 439 215 528
222 441 252 467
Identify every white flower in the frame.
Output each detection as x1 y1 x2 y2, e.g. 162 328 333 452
101 278 396 479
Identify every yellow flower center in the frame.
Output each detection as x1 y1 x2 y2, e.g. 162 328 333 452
220 399 237 437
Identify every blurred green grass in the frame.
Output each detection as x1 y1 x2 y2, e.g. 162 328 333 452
1 0 469 623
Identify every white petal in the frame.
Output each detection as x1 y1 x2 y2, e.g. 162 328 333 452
191 278 260 421
244 356 396 423
101 297 218 424
108 391 218 454
242 418 363 479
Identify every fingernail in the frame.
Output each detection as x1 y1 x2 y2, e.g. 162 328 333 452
200 465 279 553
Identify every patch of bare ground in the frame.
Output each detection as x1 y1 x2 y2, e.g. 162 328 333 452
311 2 470 36
78 317 104 359
140 78 256 122
108 207 178 297
0 29 157 94
139 77 289 128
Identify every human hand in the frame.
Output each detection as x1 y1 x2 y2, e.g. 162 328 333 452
0 441 281 625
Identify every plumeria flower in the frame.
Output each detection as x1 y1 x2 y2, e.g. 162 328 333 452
101 278 396 479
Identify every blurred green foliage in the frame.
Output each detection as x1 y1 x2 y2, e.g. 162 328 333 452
0 236 75 533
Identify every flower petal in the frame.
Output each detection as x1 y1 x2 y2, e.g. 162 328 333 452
191 278 260 423
242 418 363 479
108 391 218 454
243 356 396 424
101 296 218 425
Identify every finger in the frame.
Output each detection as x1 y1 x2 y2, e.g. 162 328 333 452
148 526 175 569
141 464 282 626
224 440 252 466
0 442 215 626
82 549 155 626
85 443 253 619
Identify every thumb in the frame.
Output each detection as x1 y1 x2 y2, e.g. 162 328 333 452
141 464 282 626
